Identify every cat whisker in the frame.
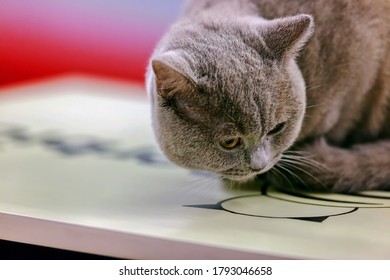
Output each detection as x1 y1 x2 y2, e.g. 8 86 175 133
282 151 326 166
281 155 329 171
277 162 312 191
273 164 302 191
278 160 327 190
223 177 236 192
185 172 220 193
304 61 350 92
305 83 327 91
276 163 304 183
283 150 312 156
305 102 327 109
305 97 334 109
270 168 295 191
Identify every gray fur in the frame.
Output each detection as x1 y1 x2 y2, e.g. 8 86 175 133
146 0 390 192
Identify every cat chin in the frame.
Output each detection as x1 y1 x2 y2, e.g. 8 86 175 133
222 172 261 183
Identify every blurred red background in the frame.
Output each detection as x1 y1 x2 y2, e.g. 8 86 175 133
0 0 183 89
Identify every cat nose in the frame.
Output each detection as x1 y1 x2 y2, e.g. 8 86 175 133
250 159 268 172
250 147 269 172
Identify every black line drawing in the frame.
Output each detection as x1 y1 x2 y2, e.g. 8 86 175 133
185 185 390 223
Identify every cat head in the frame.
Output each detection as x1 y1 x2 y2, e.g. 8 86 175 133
147 14 314 181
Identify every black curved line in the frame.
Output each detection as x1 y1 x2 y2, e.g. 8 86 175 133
274 188 381 205
219 192 366 209
217 194 259 205
266 194 372 208
219 205 358 220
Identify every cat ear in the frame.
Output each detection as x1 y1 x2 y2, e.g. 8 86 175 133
151 60 196 99
262 14 314 61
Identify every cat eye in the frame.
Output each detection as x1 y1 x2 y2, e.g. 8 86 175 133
268 122 286 136
220 137 241 150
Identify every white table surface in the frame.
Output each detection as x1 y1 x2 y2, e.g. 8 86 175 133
1 76 389 259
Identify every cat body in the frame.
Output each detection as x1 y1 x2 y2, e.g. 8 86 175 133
147 0 390 192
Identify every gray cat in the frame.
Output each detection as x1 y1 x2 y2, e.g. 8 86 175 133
146 0 390 192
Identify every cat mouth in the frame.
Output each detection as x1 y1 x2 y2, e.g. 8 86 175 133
221 155 281 181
